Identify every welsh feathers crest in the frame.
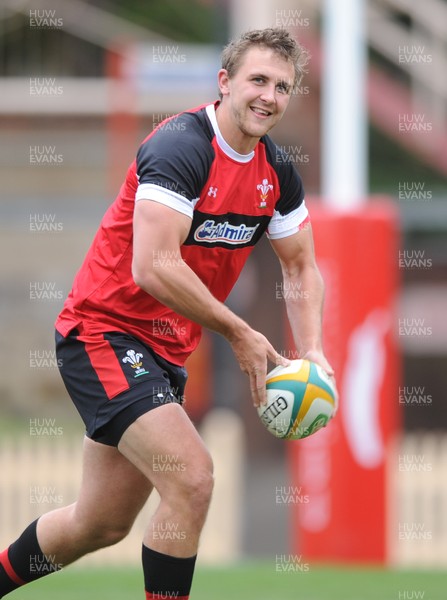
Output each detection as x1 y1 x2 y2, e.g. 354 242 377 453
122 349 143 368
122 349 149 378
257 178 273 208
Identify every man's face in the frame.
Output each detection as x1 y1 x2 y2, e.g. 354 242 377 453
218 46 295 150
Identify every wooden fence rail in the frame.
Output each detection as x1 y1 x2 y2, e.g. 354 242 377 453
1 429 446 568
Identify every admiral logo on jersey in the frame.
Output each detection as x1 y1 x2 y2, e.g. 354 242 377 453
194 220 260 244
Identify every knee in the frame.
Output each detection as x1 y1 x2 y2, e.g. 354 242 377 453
188 464 214 505
178 457 214 516
75 517 134 552
93 522 132 549
158 452 214 517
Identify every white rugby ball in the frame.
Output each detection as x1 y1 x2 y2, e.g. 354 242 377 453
257 359 337 440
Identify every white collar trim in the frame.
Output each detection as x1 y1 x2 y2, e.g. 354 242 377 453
206 104 255 163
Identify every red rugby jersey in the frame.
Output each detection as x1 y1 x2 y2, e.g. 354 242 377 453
56 102 309 365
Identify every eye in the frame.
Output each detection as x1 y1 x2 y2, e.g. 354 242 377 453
253 77 265 84
276 82 290 95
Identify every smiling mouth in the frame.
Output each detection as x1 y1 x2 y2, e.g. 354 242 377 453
250 106 272 118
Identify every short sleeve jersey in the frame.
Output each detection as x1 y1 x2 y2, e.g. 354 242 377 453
56 102 309 365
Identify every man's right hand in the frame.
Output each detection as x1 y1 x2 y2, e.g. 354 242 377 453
229 326 289 407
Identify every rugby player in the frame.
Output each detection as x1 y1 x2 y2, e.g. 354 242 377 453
0 28 333 599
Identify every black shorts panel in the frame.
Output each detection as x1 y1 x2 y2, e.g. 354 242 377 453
55 329 187 446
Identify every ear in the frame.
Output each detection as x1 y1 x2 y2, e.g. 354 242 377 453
217 68 231 97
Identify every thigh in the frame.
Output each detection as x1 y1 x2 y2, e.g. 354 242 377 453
118 403 213 495
73 436 153 531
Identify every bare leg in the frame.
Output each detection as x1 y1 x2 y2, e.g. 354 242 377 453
118 402 214 558
37 436 153 566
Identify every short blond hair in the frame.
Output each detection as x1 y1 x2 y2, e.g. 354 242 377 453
221 27 310 92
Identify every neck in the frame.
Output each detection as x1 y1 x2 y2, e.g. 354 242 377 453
215 102 258 155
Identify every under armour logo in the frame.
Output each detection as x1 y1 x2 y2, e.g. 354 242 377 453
207 186 218 198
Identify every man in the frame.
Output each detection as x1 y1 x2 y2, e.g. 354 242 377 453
0 28 334 599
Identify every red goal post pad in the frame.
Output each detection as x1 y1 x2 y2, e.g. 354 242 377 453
287 198 401 564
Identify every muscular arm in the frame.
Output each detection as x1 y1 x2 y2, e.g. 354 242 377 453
132 200 288 405
132 200 240 336
269 224 334 376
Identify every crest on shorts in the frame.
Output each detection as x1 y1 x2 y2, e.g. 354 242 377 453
122 349 149 378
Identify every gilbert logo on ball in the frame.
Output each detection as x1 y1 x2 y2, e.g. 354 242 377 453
258 359 337 440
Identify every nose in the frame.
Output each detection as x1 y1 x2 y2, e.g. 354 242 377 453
259 83 276 104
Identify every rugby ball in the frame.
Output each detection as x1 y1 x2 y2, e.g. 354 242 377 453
258 359 337 440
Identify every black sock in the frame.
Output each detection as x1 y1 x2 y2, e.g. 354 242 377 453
142 545 197 600
0 519 61 597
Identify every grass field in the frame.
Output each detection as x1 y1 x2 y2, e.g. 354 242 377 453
12 563 447 600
